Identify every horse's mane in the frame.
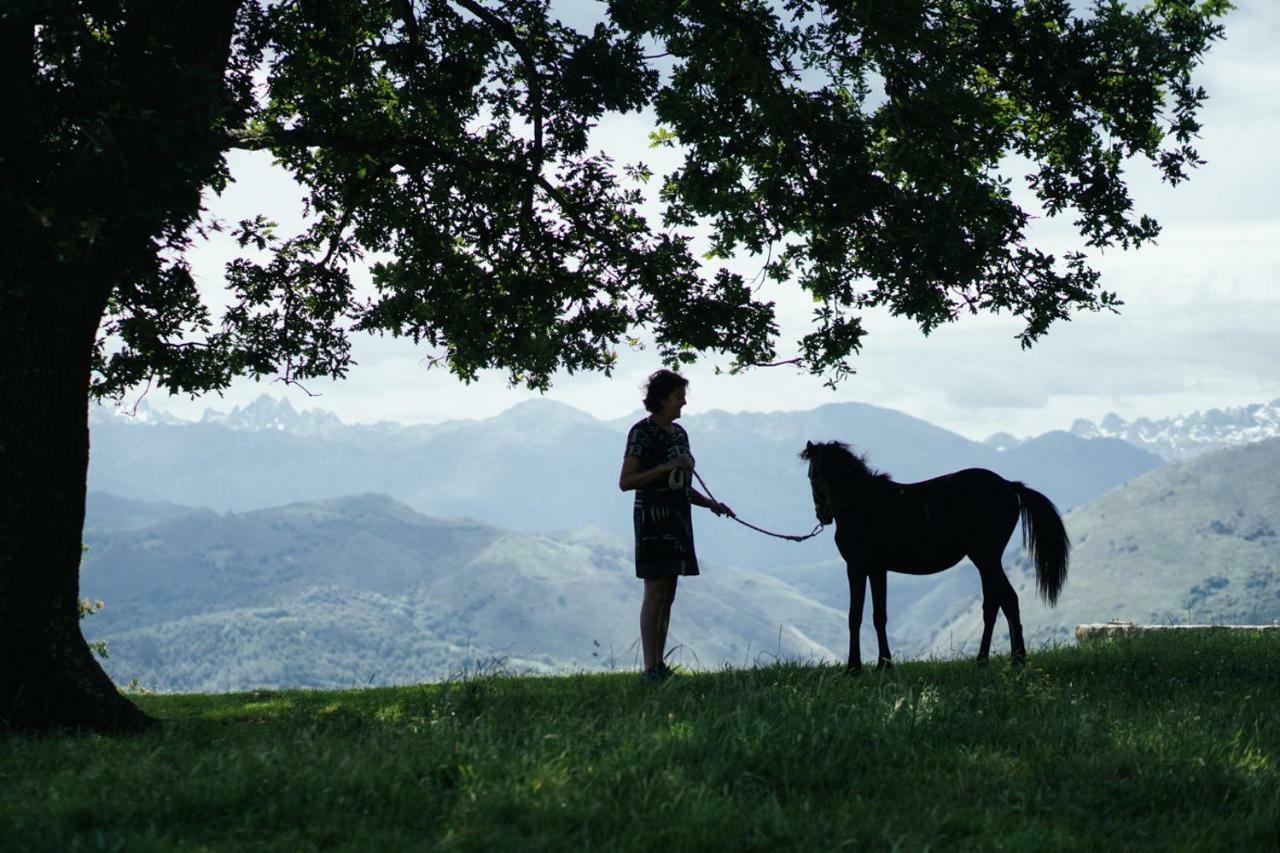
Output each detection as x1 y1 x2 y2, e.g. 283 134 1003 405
799 440 892 487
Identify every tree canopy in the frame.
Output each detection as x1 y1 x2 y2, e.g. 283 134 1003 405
0 0 1234 733
6 0 1231 399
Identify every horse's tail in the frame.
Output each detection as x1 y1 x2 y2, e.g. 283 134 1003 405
1013 482 1070 607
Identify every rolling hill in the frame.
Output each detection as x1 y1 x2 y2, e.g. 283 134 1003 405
81 494 859 691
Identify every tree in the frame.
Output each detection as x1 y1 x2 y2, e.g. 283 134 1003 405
0 0 1229 731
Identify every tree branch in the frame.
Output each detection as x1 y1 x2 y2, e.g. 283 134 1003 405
317 167 385 269
394 0 420 52
751 357 804 368
0 7 35 90
230 124 620 268
450 0 543 224
143 0 243 83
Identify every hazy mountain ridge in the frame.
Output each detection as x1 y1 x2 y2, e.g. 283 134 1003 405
85 492 203 532
88 395 1162 573
100 394 1280 465
930 438 1280 654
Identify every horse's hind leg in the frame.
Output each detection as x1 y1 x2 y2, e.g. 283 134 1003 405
995 571 1027 664
975 567 999 664
974 555 1026 664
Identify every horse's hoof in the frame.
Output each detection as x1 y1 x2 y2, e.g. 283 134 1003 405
844 664 862 677
1012 653 1028 667
876 658 893 671
975 655 990 666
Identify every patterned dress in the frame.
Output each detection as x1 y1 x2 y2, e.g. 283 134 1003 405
624 418 700 578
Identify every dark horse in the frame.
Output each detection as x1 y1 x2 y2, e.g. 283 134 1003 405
800 441 1069 671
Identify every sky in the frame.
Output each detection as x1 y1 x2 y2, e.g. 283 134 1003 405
136 2 1279 441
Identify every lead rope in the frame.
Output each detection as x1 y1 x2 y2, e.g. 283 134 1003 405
691 469 826 543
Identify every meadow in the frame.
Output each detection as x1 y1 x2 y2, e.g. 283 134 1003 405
3 631 1278 851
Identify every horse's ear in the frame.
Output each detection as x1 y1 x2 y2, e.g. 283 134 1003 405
805 440 814 449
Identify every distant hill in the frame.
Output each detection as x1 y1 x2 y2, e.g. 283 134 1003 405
930 438 1280 655
85 491 201 532
88 395 1163 572
81 494 862 691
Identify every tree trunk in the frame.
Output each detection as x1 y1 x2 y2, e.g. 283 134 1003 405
0 294 153 732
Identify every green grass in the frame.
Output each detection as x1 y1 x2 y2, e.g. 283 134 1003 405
4 633 1280 851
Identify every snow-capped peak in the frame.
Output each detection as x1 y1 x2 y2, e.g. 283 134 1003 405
93 394 345 437
1069 399 1280 460
200 394 344 436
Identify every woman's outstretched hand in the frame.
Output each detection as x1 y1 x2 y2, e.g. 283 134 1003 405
711 502 735 518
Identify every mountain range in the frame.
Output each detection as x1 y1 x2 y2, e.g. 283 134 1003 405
79 394 1280 690
100 393 1280 462
89 395 1162 573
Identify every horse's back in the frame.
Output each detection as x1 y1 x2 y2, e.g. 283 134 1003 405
945 467 1008 487
949 469 1021 552
895 467 1019 543
895 467 1010 498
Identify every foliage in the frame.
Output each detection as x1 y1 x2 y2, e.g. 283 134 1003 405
77 598 108 661
619 0 1234 379
77 546 107 660
3 0 1231 397
2 632 1278 849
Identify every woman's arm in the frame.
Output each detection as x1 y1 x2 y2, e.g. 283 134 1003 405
690 488 734 517
619 454 690 491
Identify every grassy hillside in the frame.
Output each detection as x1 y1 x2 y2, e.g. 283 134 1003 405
933 438 1280 653
3 632 1277 850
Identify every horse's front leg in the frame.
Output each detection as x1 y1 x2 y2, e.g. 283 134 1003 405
869 570 892 669
846 566 866 674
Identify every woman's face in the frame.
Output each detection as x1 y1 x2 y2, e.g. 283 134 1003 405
663 385 687 419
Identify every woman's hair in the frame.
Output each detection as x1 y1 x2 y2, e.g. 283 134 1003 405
642 369 689 413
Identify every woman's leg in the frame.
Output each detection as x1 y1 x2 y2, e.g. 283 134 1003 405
656 577 678 667
640 578 668 671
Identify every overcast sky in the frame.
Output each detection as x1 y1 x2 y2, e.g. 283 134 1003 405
139 2 1278 441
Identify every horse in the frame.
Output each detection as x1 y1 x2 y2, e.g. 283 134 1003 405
800 440 1069 672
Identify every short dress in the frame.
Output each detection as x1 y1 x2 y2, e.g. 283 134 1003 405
624 418 700 579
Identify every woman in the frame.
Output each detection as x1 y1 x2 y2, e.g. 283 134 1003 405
618 369 733 682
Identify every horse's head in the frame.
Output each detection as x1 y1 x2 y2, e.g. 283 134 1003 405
800 439 885 525
800 440 836 525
